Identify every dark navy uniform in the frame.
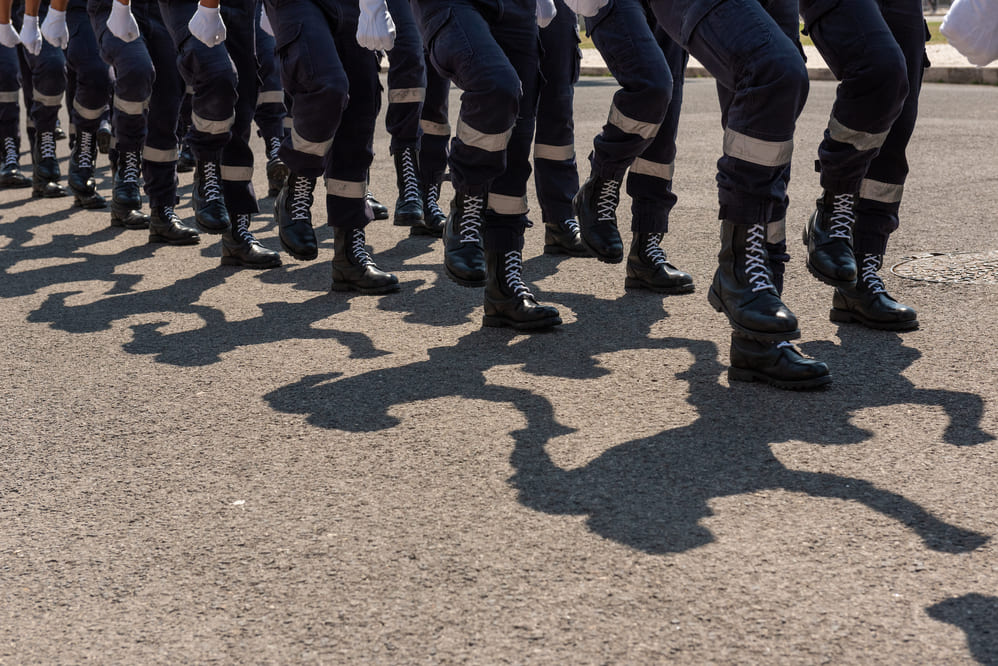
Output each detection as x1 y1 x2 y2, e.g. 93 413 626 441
0 42 30 187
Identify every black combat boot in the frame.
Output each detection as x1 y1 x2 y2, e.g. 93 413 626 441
573 174 624 263
625 232 694 294
728 334 832 390
221 214 282 268
331 226 399 294
483 248 562 331
110 149 147 227
411 180 446 237
264 136 288 198
31 130 67 198
192 158 230 233
96 119 112 154
54 121 67 142
148 206 200 245
275 172 318 260
366 191 389 220
176 139 195 173
543 218 588 256
803 191 858 288
68 129 106 209
443 191 487 286
707 220 800 342
830 253 918 330
393 144 424 226
0 137 30 188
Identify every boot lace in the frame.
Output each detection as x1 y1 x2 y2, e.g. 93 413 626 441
350 229 375 267
399 147 420 203
290 175 315 221
267 136 282 162
745 223 775 293
200 161 222 201
425 183 445 219
233 213 257 244
459 194 484 244
643 232 667 266
561 218 581 235
39 131 57 161
76 131 94 170
121 150 141 183
827 193 855 239
3 137 16 168
596 179 621 224
504 251 533 300
859 253 887 295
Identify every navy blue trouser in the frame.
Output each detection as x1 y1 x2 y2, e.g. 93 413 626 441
13 1 66 136
90 0 183 208
65 0 111 135
385 0 425 152
649 0 809 227
415 0 539 251
418 50 450 186
160 0 259 214
534 0 580 226
253 0 285 142
0 45 20 146
266 0 381 229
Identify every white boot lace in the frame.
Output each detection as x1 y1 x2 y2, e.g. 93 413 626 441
2 137 17 168
399 147 420 203
745 223 774 293
460 195 484 244
39 131 56 161
859 254 887 295
644 232 667 266
827 193 855 239
200 161 222 202
121 150 141 183
76 131 94 170
596 179 620 224
425 183 444 219
290 176 314 221
504 251 533 300
350 229 375 266
562 218 580 235
267 136 282 162
233 214 256 243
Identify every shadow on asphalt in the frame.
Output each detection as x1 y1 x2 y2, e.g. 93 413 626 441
926 595 998 664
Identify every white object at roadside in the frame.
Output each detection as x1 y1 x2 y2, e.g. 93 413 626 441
941 0 998 66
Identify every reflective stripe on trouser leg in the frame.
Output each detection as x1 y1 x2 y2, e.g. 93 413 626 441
419 54 450 184
66 4 111 132
0 46 19 139
220 0 261 214
253 0 286 141
386 0 426 150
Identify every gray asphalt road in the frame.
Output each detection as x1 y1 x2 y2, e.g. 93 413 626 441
2 78 997 664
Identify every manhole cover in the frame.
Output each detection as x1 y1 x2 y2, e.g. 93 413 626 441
891 251 998 284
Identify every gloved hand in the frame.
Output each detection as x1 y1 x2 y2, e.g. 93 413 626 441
563 0 609 17
19 15 42 56
0 22 21 48
536 0 556 27
106 0 140 43
356 0 395 52
41 7 70 49
260 7 273 37
188 3 226 48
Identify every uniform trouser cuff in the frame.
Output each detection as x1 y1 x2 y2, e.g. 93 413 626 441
326 194 369 230
483 213 528 252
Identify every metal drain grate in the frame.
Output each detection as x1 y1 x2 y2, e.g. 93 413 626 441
891 251 998 285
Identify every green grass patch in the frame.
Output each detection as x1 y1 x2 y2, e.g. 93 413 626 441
578 18 947 49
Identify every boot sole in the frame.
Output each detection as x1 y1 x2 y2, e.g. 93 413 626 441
482 314 563 331
829 307 919 331
728 366 832 390
149 234 201 246
32 188 68 199
278 236 319 261
624 277 695 295
220 255 281 268
330 281 400 295
707 286 801 343
72 193 108 209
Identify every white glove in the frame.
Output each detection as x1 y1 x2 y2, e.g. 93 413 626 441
20 15 42 56
356 0 395 52
563 0 609 17
260 7 273 37
536 0 556 27
0 23 21 48
41 8 70 49
188 4 226 48
107 1 140 43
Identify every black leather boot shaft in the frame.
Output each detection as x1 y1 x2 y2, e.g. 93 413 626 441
0 137 30 188
111 149 142 210
443 192 487 287
543 218 588 257
331 227 399 294
728 334 832 390
411 181 446 237
393 145 424 226
68 130 106 209
482 249 562 331
193 159 230 234
265 136 288 198
366 192 390 220
625 233 695 294
573 174 623 263
31 130 67 198
149 206 200 246
830 253 918 330
221 214 282 268
707 220 800 342
803 191 858 288
276 172 318 261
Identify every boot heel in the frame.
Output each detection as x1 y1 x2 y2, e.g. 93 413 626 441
727 366 758 384
829 307 855 323
707 287 723 313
